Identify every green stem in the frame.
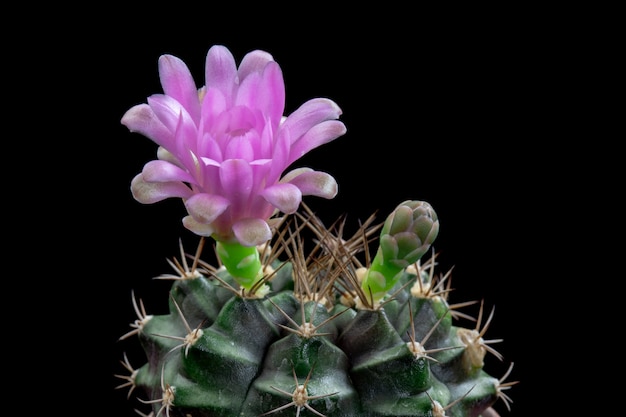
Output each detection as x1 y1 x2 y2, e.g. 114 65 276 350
360 248 403 305
215 241 263 291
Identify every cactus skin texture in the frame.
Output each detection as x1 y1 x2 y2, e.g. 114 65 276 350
117 202 515 417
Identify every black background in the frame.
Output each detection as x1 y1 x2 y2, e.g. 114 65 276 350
46 8 592 417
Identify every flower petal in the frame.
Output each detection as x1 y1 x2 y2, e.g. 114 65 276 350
237 61 284 126
199 87 227 129
262 183 302 214
282 168 338 199
182 215 215 237
148 95 196 139
141 160 196 184
279 98 343 143
287 119 347 165
158 54 201 122
148 95 199 162
121 104 173 149
232 218 272 246
205 45 237 105
220 159 253 208
237 49 274 80
197 131 223 163
156 146 183 167
130 173 193 204
185 193 230 223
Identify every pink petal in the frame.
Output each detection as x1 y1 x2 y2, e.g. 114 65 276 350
130 173 193 204
287 120 347 165
280 167 311 182
158 54 201 122
232 218 272 246
205 45 237 105
199 87 227 129
141 160 196 184
148 95 196 139
182 215 215 237
268 125 291 182
184 193 230 223
261 183 302 214
121 104 173 149
282 169 338 199
223 131 256 160
148 95 199 161
236 71 263 108
237 50 274 81
279 98 343 143
220 159 253 206
236 61 284 125
198 131 223 163
261 62 285 123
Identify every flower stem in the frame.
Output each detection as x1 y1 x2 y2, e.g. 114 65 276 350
361 250 404 305
215 241 263 291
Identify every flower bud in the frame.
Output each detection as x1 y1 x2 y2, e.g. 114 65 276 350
361 200 439 306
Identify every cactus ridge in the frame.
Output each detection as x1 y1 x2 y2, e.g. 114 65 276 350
117 205 516 417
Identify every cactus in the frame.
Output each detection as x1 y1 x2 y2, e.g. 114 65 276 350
116 45 516 417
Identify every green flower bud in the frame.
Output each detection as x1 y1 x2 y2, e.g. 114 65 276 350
361 200 439 306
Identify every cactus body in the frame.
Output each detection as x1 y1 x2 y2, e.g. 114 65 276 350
117 206 513 417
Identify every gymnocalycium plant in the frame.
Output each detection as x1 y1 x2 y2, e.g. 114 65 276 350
116 44 517 417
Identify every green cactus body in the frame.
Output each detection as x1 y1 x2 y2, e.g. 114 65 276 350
118 204 513 417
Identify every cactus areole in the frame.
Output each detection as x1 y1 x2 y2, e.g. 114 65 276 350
117 45 516 417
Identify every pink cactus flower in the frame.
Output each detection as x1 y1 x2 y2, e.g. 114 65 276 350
122 45 346 246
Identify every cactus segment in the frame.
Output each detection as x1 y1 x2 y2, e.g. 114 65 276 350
118 205 514 417
243 302 360 416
